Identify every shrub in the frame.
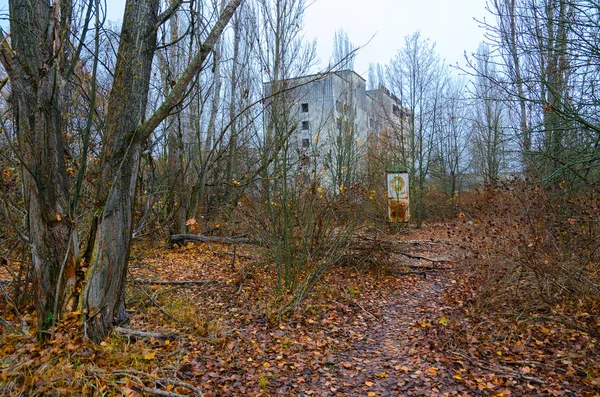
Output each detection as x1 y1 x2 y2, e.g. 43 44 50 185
456 180 599 325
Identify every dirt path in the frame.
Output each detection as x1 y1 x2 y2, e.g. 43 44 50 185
259 234 470 396
311 275 457 396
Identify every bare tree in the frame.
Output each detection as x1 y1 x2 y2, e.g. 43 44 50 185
388 31 448 226
431 79 472 197
0 0 244 341
332 28 355 71
475 0 600 187
470 43 507 184
0 0 94 338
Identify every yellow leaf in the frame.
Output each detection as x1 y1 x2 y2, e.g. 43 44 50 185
56 214 62 221
368 393 376 397
263 362 270 368
143 351 156 360
376 372 388 378
439 316 448 326
428 367 438 374
166 385 173 392
247 357 253 362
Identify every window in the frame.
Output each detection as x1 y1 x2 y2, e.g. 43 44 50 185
392 105 401 117
302 138 310 148
302 121 309 130
301 103 309 113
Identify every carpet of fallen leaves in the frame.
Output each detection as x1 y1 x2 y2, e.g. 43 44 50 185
1 224 599 396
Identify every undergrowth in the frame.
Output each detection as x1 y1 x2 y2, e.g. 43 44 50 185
451 180 600 333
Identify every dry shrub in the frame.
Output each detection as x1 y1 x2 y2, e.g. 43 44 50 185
422 185 459 223
456 180 599 326
237 181 365 315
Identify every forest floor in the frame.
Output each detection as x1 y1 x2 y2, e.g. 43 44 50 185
1 223 599 396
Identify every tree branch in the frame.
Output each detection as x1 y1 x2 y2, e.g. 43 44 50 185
154 0 184 31
138 0 245 142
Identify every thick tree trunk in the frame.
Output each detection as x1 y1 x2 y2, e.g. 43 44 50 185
1 0 78 338
83 0 245 342
83 0 160 342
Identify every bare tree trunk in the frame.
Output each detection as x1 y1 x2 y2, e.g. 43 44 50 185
83 0 160 341
160 1 187 234
83 0 244 342
1 0 79 338
224 12 241 208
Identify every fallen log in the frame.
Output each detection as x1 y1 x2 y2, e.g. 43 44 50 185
170 234 259 246
114 327 179 340
131 279 215 286
397 252 453 262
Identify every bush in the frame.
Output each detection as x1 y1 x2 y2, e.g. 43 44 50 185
239 179 364 316
455 180 600 326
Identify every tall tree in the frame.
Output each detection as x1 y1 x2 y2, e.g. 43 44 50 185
0 0 93 338
0 0 244 341
83 0 244 341
470 43 507 184
477 0 600 187
332 28 355 71
431 79 471 197
388 31 448 226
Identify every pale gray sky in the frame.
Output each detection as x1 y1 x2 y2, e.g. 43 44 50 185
303 0 489 77
0 0 490 77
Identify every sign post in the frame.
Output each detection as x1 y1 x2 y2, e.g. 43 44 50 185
386 166 410 224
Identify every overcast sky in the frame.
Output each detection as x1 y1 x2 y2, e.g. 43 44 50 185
304 0 489 77
0 0 490 77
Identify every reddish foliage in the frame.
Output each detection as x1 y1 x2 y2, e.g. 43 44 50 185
1 221 598 395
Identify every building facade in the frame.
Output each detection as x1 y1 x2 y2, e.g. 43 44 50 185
264 70 409 188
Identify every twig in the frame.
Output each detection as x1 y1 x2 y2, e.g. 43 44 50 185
400 264 448 270
403 239 460 246
397 251 453 263
112 369 203 396
450 351 546 384
394 271 428 277
135 387 186 397
342 285 379 320
354 300 379 320
230 245 237 271
129 271 181 323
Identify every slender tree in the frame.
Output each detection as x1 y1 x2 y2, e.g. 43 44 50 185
388 32 448 226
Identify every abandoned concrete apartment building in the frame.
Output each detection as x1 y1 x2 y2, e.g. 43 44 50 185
264 69 409 174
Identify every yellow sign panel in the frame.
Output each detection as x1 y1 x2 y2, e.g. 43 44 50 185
387 172 409 223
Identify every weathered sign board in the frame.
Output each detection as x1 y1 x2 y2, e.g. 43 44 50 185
387 166 410 223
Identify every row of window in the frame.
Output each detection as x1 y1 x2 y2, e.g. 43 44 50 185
302 101 402 119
